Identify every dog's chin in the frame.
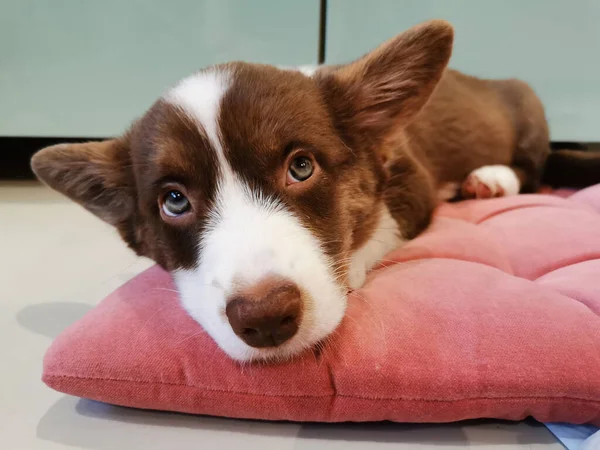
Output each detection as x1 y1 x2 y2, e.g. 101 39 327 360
174 272 348 363
219 326 337 364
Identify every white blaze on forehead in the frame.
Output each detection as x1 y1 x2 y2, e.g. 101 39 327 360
164 68 346 361
164 69 231 171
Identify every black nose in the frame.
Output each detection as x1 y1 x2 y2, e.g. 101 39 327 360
226 278 302 348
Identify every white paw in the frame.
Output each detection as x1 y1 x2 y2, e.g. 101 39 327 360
462 165 520 199
346 206 405 291
347 262 368 291
437 182 460 201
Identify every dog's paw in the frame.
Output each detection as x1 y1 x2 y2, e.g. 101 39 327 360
347 263 367 291
461 165 520 199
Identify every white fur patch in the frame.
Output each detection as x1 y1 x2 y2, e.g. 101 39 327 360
297 65 318 77
277 64 319 77
437 182 460 201
164 69 231 171
470 165 521 196
347 206 404 290
174 178 347 362
166 69 346 361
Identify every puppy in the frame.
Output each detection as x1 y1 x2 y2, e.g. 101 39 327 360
31 20 600 362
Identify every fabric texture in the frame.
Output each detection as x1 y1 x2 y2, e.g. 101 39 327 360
43 186 600 425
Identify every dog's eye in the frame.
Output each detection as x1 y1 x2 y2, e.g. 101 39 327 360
288 156 314 183
162 190 190 217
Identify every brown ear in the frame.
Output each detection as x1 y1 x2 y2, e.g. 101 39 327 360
317 20 454 149
31 139 135 226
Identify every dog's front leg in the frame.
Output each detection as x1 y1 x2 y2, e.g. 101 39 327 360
383 152 437 241
347 152 437 290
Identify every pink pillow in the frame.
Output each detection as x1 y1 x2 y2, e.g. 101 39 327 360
43 186 600 425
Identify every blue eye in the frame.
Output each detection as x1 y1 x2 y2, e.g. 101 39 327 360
288 156 314 182
162 190 190 216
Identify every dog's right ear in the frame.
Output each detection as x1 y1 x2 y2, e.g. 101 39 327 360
316 20 453 153
31 139 135 227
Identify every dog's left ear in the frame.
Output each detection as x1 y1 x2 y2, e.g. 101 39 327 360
317 20 453 151
31 139 135 227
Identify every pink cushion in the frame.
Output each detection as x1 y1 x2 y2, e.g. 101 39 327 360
43 186 600 425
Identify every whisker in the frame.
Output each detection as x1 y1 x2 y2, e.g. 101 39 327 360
175 328 207 345
349 291 388 353
134 302 176 345
151 287 180 294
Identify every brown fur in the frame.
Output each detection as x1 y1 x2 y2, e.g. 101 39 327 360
31 20 554 285
314 21 550 240
406 70 550 192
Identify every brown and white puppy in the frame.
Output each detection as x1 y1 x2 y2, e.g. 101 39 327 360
31 20 600 362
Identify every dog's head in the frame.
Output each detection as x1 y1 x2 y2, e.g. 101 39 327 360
32 21 452 361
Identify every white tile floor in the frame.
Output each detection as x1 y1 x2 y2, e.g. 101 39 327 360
1 181 564 449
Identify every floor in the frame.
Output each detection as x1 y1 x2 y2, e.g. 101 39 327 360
1 181 564 449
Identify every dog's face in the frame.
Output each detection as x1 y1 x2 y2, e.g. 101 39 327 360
31 21 452 361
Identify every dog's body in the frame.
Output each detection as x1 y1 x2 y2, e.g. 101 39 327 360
402 69 549 197
32 21 600 362
357 67 550 239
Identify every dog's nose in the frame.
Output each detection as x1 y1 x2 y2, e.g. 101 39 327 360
226 278 302 348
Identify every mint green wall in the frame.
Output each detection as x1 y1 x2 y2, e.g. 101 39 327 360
2 1 599 141
326 0 600 142
0 0 319 137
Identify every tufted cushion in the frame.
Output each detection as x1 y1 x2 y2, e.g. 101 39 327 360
43 186 600 425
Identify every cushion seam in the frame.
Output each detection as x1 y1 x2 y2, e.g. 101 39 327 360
534 283 599 317
535 256 600 281
44 374 600 404
373 257 516 280
475 202 593 225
